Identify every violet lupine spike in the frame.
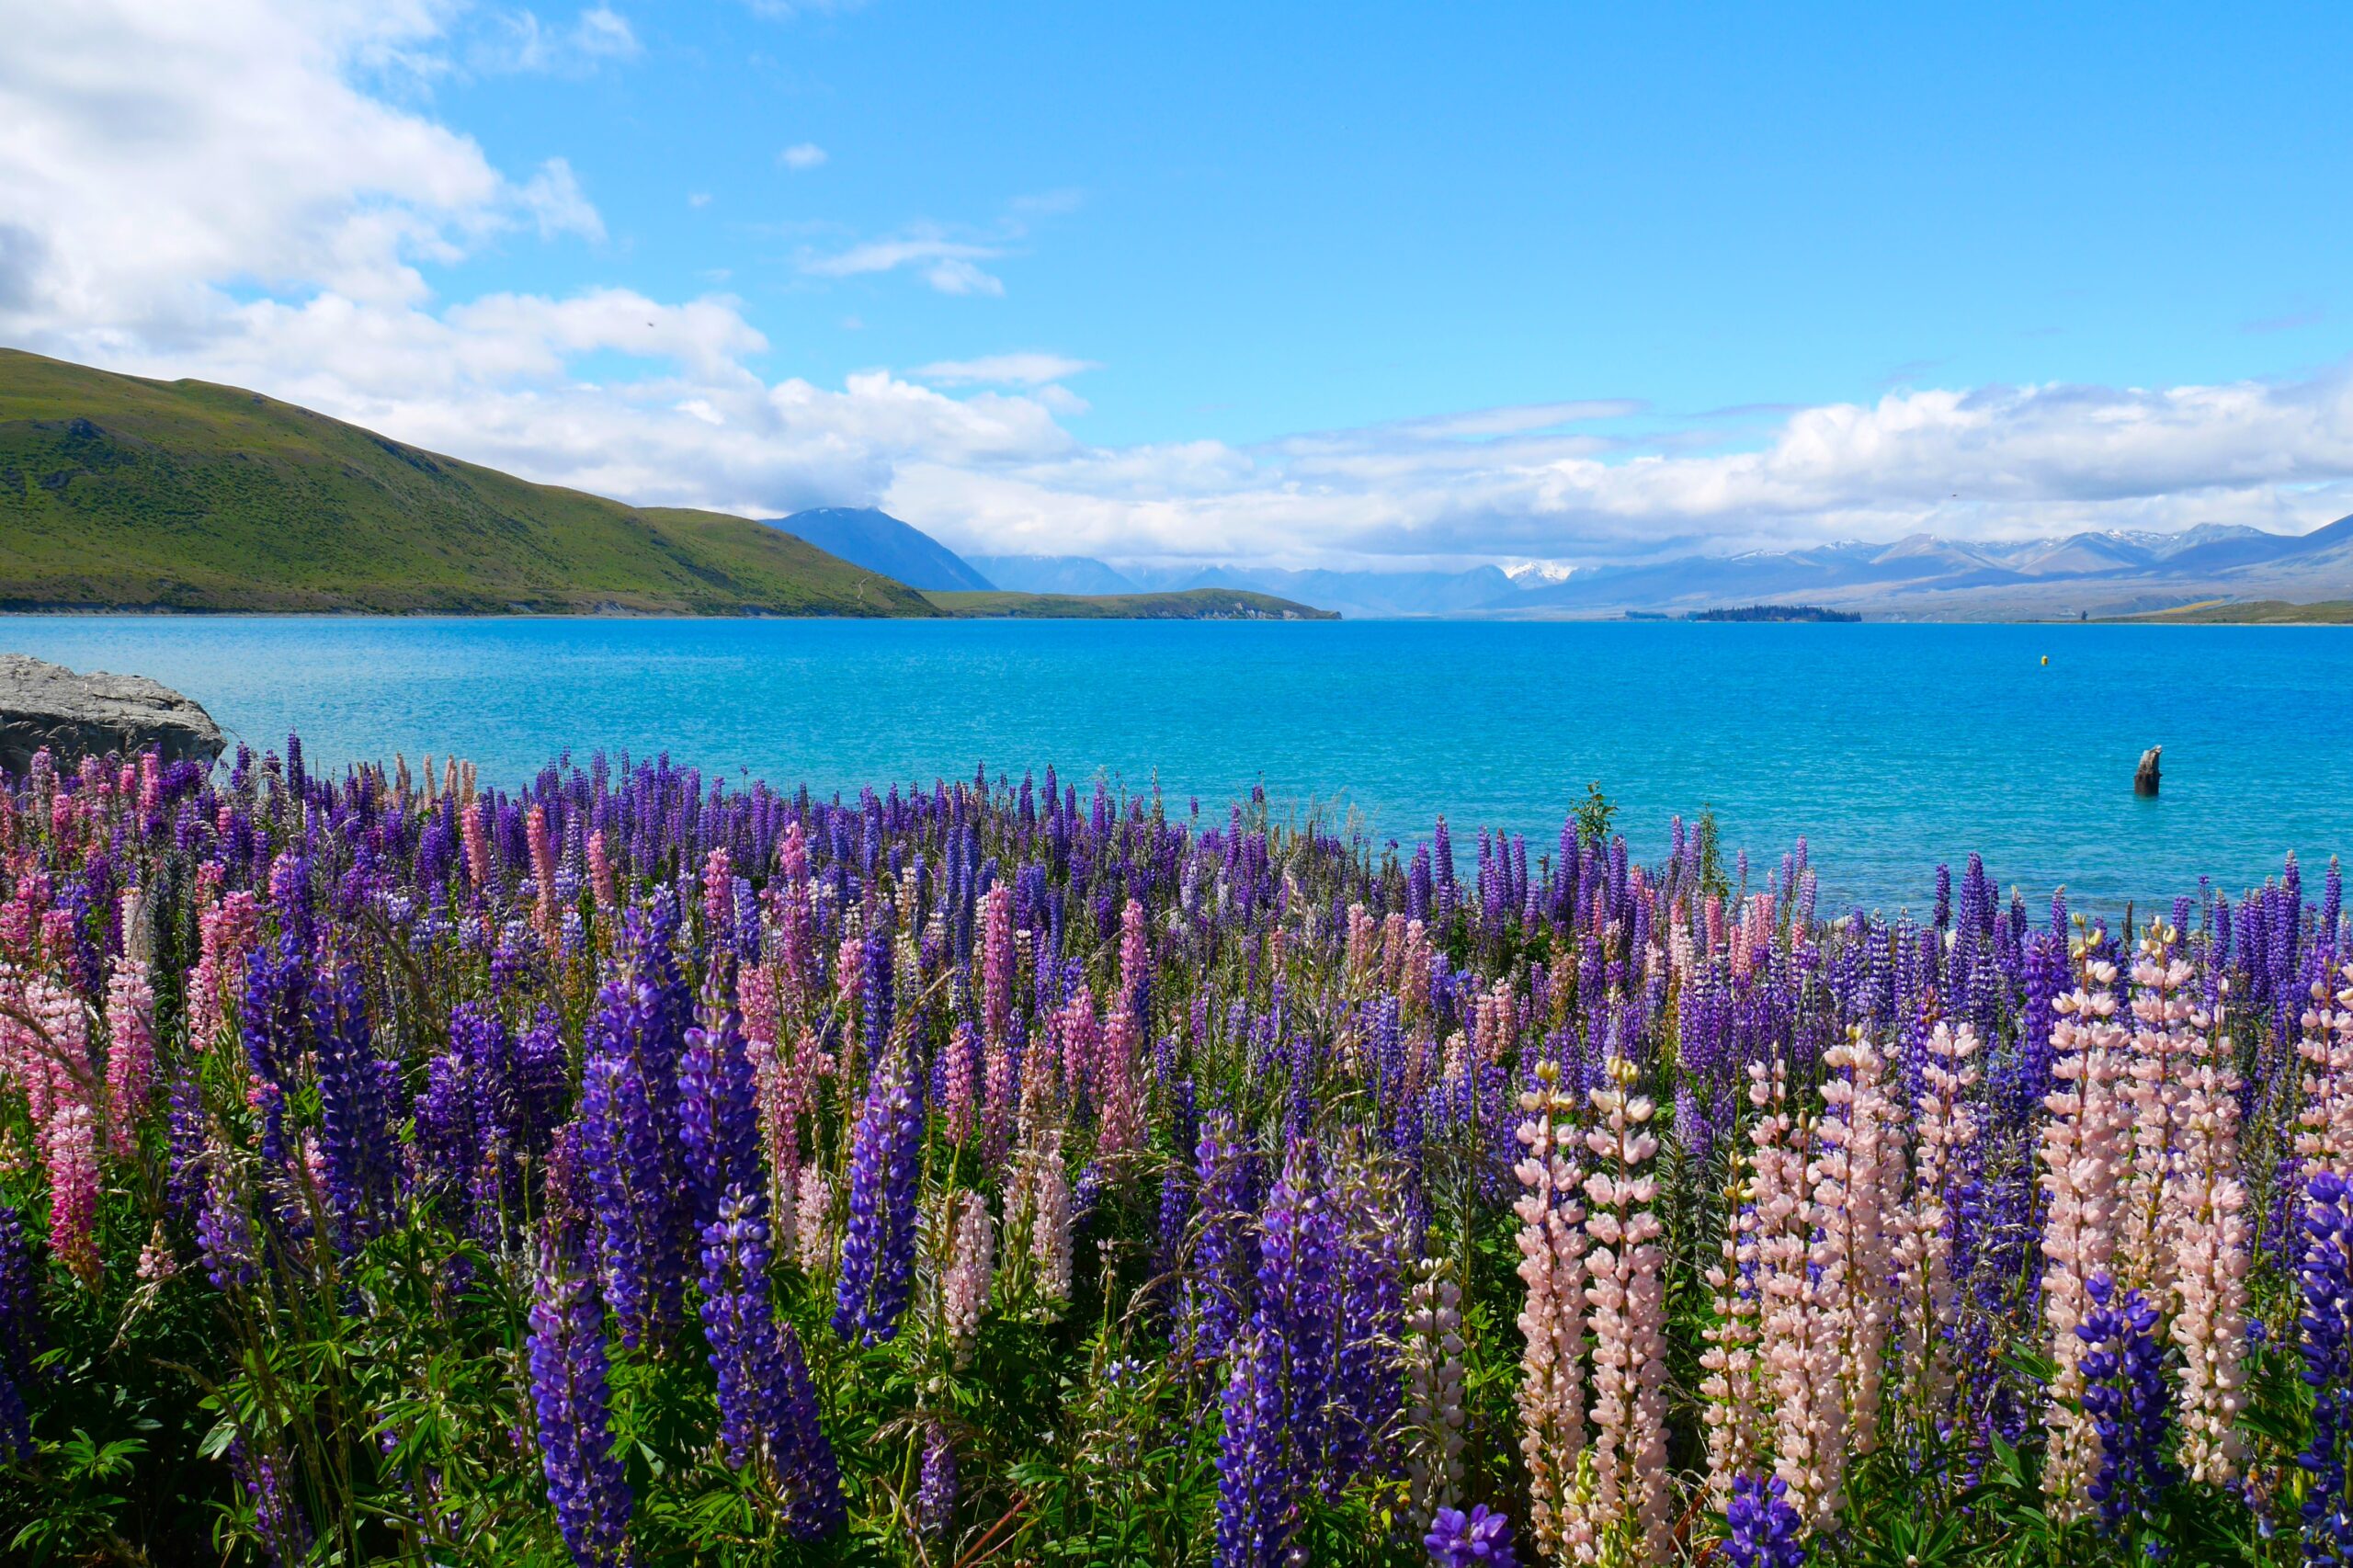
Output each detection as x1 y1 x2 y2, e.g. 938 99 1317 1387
0 1204 38 1460
312 962 396 1251
769 1324 847 1540
579 1019 684 1348
1186 1109 1256 1363
2301 1172 2353 1563
1213 1326 1295 1568
915 1421 958 1540
698 1183 789 1470
678 962 762 1230
832 1046 926 1346
527 1227 634 1568
2075 1272 2171 1537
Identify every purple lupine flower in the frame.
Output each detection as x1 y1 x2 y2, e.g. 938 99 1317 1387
312 962 396 1250
198 1145 260 1293
770 1320 846 1540
679 964 761 1230
580 911 694 1348
516 1004 571 1158
232 1433 313 1567
1213 1326 1294 1568
0 1204 36 1460
1425 1504 1518 1567
697 1182 801 1479
416 1045 484 1242
2301 1171 2353 1562
527 1228 634 1568
832 1047 926 1346
1330 1176 1403 1493
2077 1272 2171 1535
1723 1474 1804 1568
1256 1138 1340 1488
1186 1109 1256 1362
916 1421 958 1539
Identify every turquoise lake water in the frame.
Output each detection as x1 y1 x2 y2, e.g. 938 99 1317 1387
4 616 2346 915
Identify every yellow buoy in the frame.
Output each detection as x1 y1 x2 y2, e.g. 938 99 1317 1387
2040 655 2049 666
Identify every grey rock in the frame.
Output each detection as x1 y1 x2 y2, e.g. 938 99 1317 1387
2134 744 2162 796
0 653 224 775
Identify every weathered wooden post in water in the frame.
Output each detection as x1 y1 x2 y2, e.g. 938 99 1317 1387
2134 744 2162 796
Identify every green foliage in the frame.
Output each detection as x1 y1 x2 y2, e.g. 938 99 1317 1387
1573 780 1616 847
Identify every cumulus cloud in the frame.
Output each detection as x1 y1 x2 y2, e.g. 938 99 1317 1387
778 142 828 171
5 0 2353 574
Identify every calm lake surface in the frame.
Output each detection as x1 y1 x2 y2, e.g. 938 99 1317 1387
5 616 2346 915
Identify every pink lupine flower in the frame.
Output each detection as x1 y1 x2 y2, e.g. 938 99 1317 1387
2298 961 2353 1178
1568 1054 1670 1562
461 798 493 891
1895 1018 1979 1419
105 945 156 1155
2166 949 2250 1484
1097 1008 1148 1159
47 1100 99 1286
1344 903 1378 994
1057 988 1098 1111
1405 1253 1469 1524
978 883 1015 1048
772 823 819 1020
941 1191 995 1369
1514 1060 1589 1559
1118 896 1152 1024
981 1024 1017 1170
585 828 616 915
2039 955 2131 1522
528 805 560 940
943 1020 979 1145
1699 1108 1767 1518
1745 1056 1844 1526
1816 1025 1901 1454
2120 937 2198 1294
1027 1130 1074 1304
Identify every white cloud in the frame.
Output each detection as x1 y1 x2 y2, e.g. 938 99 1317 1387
517 158 605 242
801 232 1006 296
778 142 828 171
913 352 1098 386
475 6 641 74
6 0 2353 574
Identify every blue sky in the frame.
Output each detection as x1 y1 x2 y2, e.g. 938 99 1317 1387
5 2 2352 565
426 4 2350 444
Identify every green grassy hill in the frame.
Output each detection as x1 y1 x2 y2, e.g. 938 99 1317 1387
2101 598 2353 624
0 347 938 616
923 587 1338 620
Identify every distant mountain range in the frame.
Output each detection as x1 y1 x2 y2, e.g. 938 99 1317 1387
767 506 996 591
921 517 2353 619
1492 520 2353 619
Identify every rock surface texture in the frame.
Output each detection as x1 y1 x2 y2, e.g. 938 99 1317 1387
2134 744 2163 796
0 653 225 775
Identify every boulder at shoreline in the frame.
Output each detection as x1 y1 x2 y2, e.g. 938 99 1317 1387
0 653 225 774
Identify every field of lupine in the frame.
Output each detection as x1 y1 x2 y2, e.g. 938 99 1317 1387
0 739 2347 1567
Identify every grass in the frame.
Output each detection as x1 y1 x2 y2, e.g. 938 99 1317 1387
923 587 1339 619
2099 598 2353 624
0 347 940 617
